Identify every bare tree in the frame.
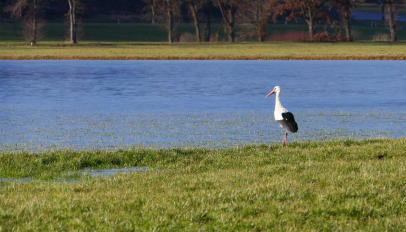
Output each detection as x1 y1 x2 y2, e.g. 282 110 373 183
300 0 327 41
201 2 215 42
67 0 79 44
143 0 158 23
381 0 396 41
216 0 239 42
280 0 328 41
165 0 174 43
151 0 157 23
241 0 275 42
334 0 358 41
186 0 202 42
185 0 214 42
5 0 47 45
155 0 181 43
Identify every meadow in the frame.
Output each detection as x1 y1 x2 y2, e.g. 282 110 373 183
1 41 406 60
1 17 406 231
1 138 406 231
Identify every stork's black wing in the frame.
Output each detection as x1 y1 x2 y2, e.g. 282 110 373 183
281 112 298 133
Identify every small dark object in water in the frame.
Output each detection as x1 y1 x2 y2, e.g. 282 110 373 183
376 153 387 160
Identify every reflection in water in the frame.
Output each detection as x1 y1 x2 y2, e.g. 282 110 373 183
0 60 405 151
79 167 148 177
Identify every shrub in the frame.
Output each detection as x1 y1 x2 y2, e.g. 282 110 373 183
268 31 308 42
313 32 330 42
179 33 196 42
372 33 390 42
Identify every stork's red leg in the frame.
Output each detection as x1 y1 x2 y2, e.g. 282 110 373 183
282 130 288 147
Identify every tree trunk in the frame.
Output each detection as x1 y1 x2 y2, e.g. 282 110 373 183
205 9 211 42
308 21 313 41
381 4 385 21
31 0 38 45
306 7 313 41
68 0 77 44
258 19 266 42
189 2 201 42
227 8 235 42
343 11 352 41
257 0 272 43
387 3 396 42
167 6 173 43
216 0 235 43
151 0 156 24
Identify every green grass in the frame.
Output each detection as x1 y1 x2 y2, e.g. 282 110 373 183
1 138 406 231
0 41 406 60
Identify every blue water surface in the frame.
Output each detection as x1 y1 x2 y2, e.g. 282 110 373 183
0 60 405 151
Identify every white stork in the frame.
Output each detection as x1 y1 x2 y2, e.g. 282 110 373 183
266 86 298 146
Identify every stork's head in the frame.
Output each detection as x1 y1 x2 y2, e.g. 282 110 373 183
265 86 281 98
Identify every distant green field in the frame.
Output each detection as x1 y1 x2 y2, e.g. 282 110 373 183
1 138 406 231
1 22 405 42
0 41 405 60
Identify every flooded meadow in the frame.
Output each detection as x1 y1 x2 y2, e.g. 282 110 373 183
1 60 405 151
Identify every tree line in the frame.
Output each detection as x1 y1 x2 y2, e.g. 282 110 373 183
1 0 404 45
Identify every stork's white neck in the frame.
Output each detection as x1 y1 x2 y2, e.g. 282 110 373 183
275 93 285 109
274 92 287 120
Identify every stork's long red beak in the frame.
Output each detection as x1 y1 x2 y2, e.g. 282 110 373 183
265 90 275 98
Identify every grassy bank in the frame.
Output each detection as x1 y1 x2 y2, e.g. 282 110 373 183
1 138 406 231
1 41 406 60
